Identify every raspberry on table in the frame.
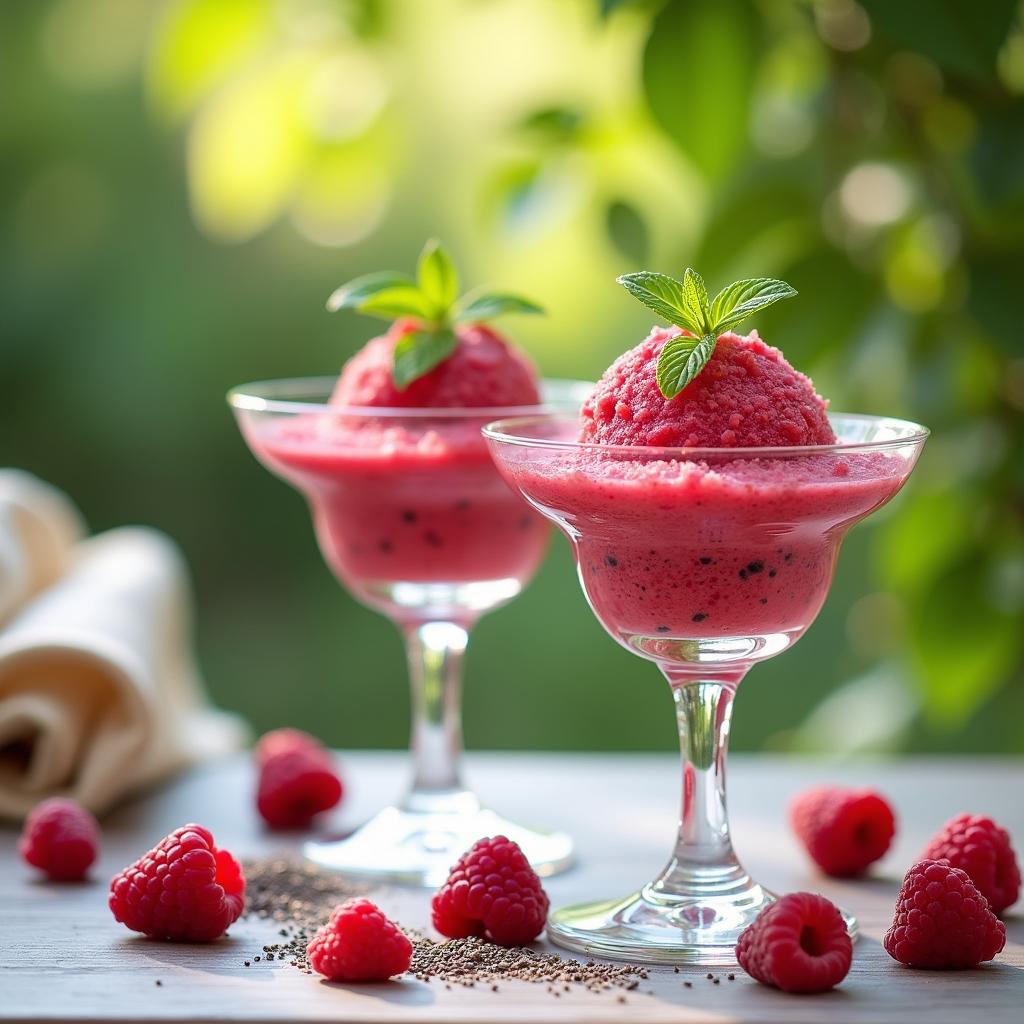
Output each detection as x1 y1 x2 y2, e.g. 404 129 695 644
256 746 343 830
736 892 853 994
19 798 100 882
789 785 895 877
109 823 245 942
920 813 1020 915
254 727 324 767
884 859 1006 969
431 835 549 945
307 898 412 982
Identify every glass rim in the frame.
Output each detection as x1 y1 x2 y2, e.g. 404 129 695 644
227 375 593 419
482 411 930 457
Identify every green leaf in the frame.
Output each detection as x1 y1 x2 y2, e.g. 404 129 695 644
643 0 758 180
353 285 432 321
859 0 1016 82
710 278 797 334
417 239 459 317
326 271 416 313
392 328 457 389
518 105 584 143
617 272 702 334
681 267 711 334
656 333 716 399
454 292 545 322
606 199 648 264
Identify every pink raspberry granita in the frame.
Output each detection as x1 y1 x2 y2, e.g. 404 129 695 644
331 319 540 409
580 327 835 448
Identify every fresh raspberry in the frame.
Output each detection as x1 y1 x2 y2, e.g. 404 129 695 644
307 898 412 982
256 746 343 829
254 727 324 766
736 892 853 994
19 798 100 881
109 824 245 942
884 859 1006 968
789 786 895 877
431 835 549 945
920 814 1020 915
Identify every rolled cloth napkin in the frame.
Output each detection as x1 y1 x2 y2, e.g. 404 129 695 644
0 470 84 625
0 472 246 820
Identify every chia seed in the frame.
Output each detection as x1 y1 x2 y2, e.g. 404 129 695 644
241 857 647 995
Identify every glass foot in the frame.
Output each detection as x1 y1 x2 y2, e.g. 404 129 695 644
547 884 858 966
303 802 574 888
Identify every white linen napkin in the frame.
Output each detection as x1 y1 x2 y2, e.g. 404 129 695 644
0 472 246 820
0 470 84 626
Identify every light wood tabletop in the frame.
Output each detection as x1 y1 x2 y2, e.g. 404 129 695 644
2 752 1021 1023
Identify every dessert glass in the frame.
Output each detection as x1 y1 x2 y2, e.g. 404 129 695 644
230 377 587 886
485 412 928 963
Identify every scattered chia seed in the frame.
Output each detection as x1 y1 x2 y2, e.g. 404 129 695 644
706 973 714 979
738 569 748 579
692 612 707 623
240 856 368 972
699 557 713 565
684 980 692 988
409 936 647 993
240 857 647 995
656 625 671 633
604 554 618 568
747 561 764 574
727 973 736 981
155 980 162 986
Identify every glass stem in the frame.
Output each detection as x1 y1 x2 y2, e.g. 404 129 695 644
400 620 478 816
648 667 752 901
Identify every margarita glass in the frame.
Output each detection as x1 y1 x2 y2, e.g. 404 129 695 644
230 377 587 886
485 412 927 963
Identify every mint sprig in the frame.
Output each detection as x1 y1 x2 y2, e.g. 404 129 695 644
327 240 544 389
617 268 797 398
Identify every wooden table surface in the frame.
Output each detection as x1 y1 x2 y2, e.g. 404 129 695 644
2 752 1022 1023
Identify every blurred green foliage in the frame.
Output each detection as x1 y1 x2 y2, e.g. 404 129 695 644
2 0 1022 754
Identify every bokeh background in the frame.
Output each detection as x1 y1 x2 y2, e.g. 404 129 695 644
3 0 1023 756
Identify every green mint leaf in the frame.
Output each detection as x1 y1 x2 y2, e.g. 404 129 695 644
326 271 416 313
656 332 716 400
453 291 545 323
417 239 459 318
351 285 432 322
680 267 711 334
392 327 457 390
710 278 797 334
616 272 703 335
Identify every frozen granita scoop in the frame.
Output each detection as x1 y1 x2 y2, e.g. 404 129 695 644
327 240 543 408
581 267 835 448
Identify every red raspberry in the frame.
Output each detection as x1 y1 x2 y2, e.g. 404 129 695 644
254 727 323 766
109 824 245 942
884 859 1006 968
431 835 549 945
790 785 895 877
920 814 1019 915
256 747 343 829
736 892 853 994
307 898 412 982
19 798 100 881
